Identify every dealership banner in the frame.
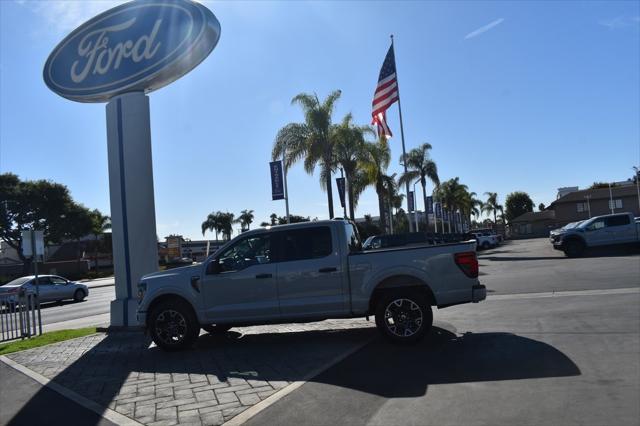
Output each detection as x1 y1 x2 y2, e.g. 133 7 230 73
270 161 285 200
408 191 415 212
435 203 442 218
426 196 433 214
336 177 346 208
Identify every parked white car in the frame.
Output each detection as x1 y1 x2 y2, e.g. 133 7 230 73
471 232 499 250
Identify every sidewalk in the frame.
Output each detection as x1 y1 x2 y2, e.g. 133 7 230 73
1 319 375 426
0 361 116 426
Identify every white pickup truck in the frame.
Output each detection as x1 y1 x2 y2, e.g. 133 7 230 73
137 220 486 350
551 212 640 257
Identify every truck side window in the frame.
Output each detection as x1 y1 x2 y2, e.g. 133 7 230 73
217 235 271 272
587 220 605 231
605 215 630 227
281 227 332 262
345 224 363 253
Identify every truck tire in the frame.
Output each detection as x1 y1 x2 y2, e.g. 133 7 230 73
375 291 432 344
564 240 585 258
148 298 199 351
202 324 232 334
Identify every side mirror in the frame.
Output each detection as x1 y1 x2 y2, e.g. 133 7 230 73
206 260 220 275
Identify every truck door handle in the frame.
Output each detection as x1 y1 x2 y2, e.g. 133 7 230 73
318 267 337 273
255 273 272 279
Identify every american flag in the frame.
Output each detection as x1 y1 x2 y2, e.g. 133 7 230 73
372 45 399 138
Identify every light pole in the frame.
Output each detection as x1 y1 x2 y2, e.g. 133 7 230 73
584 195 591 218
608 182 614 214
633 166 640 212
413 180 419 232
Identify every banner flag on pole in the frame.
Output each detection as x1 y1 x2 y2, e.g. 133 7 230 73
336 177 346 209
407 191 415 212
270 161 285 200
435 203 442 218
426 196 433 214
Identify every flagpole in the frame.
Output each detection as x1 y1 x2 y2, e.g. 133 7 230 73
390 34 414 233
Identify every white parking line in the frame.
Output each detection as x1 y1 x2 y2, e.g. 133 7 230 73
488 287 639 301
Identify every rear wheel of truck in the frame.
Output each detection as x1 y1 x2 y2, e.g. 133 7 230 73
149 299 199 351
564 240 585 258
202 324 232 334
375 292 432 344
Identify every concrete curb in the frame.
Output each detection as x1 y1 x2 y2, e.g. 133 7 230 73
223 336 374 426
0 355 143 426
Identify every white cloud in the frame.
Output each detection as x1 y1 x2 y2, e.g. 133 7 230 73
464 18 505 40
598 16 640 30
17 0 126 35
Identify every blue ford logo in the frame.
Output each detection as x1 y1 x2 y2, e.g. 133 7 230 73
43 0 221 103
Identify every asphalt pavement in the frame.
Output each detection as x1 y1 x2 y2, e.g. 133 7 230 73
37 285 114 332
246 238 640 426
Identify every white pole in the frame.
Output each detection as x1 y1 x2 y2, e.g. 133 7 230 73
634 167 640 212
31 230 42 334
585 195 591 218
608 183 614 214
282 153 290 224
391 35 413 233
413 181 419 232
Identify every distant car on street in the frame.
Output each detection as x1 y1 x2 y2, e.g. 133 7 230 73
0 275 89 305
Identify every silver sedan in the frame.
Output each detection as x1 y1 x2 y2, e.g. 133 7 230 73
0 275 89 304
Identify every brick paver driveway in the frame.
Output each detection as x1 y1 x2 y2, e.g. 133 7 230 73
6 319 376 425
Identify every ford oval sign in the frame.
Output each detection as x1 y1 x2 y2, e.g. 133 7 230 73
43 0 221 103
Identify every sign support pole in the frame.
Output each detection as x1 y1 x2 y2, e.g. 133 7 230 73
282 153 290 224
106 92 158 327
30 230 42 335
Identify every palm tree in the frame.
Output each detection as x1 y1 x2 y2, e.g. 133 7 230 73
332 113 373 220
482 192 502 230
361 135 392 233
435 178 469 233
89 209 110 271
237 209 255 231
201 212 221 240
217 212 235 240
459 191 483 229
398 143 440 232
272 90 342 219
269 213 278 225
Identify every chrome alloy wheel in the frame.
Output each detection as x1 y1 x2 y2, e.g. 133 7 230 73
383 298 423 337
155 309 188 345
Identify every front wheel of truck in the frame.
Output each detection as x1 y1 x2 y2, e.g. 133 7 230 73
149 298 199 351
375 292 432 344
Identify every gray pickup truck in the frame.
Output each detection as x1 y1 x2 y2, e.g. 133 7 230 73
551 212 640 257
137 220 485 351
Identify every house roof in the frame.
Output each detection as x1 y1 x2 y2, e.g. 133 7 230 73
511 210 556 223
550 185 638 206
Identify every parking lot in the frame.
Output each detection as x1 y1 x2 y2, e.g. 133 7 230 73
2 238 639 426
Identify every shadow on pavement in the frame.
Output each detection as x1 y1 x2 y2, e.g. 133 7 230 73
6 326 580 425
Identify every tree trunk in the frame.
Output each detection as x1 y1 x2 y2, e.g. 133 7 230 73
421 177 429 232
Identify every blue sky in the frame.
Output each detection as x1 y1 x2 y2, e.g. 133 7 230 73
1 0 639 240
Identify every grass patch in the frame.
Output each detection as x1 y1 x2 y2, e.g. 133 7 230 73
0 327 98 355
